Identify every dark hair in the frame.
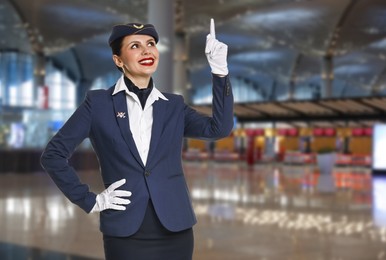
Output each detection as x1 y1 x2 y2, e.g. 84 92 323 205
110 37 124 72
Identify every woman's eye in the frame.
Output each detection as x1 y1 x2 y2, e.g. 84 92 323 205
148 41 156 46
131 44 138 49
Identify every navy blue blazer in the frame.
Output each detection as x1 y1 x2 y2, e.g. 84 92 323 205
41 75 233 237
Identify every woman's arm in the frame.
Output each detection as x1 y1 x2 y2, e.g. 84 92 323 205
184 74 233 139
40 93 97 213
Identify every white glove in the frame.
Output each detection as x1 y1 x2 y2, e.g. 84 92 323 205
205 18 228 76
90 179 132 213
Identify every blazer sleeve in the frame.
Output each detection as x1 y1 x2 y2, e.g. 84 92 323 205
184 74 234 139
40 92 96 213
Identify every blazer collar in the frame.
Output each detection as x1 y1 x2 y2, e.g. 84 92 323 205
146 99 166 169
112 91 144 167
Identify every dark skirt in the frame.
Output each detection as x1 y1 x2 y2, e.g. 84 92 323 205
103 200 194 260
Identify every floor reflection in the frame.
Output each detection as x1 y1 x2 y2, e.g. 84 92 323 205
0 162 385 260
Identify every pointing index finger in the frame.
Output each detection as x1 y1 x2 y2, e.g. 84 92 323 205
210 18 216 39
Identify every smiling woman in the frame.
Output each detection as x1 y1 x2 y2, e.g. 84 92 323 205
40 20 234 260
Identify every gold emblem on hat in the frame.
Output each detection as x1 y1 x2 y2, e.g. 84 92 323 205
133 24 144 29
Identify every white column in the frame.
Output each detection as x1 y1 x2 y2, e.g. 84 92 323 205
322 55 333 98
173 32 188 97
148 0 174 93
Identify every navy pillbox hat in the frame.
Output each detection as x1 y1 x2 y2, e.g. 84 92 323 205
108 23 159 45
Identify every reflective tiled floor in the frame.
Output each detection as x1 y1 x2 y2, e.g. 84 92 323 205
1 161 386 259
0 242 97 260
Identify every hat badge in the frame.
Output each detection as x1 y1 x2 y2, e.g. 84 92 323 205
133 24 144 29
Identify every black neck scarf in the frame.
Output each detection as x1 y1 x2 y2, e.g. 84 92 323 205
124 76 154 109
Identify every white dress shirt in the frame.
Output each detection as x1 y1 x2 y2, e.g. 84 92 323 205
112 75 168 165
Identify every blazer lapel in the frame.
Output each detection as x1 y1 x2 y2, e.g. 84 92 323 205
112 91 144 168
146 99 166 168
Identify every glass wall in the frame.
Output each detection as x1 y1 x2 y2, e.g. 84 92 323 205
0 52 34 107
0 51 77 149
45 61 76 110
0 52 77 110
192 77 263 104
90 71 121 90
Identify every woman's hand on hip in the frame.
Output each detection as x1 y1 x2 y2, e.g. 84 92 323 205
90 179 132 213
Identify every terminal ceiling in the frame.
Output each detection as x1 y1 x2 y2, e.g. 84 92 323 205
1 0 386 126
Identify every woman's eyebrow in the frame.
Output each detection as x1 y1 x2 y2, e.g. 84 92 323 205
128 40 140 45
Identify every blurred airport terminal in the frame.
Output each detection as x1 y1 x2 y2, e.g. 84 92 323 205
1 0 386 259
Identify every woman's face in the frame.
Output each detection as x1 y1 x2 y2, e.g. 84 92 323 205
113 34 159 79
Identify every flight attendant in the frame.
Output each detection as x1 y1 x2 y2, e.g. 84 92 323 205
41 19 233 259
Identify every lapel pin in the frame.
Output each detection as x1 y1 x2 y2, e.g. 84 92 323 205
116 112 126 118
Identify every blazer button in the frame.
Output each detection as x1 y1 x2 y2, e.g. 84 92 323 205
145 171 150 177
226 85 231 96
